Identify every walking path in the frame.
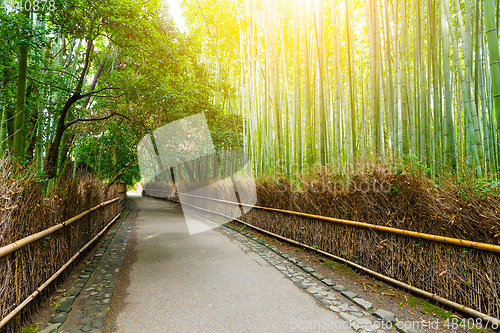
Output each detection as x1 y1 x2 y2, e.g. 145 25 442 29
39 194 411 333
111 195 353 332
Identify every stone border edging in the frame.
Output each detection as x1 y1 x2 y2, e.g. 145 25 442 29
220 222 423 333
37 206 135 333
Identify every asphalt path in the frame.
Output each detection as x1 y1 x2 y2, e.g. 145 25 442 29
114 194 353 332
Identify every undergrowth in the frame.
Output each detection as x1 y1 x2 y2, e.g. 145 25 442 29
256 162 500 242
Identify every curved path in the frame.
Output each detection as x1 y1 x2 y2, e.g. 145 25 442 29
111 194 353 332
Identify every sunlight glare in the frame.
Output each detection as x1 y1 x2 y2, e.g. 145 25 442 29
162 0 187 32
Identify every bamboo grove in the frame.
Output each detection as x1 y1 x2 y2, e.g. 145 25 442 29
0 2 147 180
183 0 500 178
1 0 231 184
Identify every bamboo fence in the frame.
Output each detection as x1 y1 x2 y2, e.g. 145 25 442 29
0 176 122 333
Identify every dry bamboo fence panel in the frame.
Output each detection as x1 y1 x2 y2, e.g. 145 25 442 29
0 179 121 333
0 197 119 258
0 211 122 330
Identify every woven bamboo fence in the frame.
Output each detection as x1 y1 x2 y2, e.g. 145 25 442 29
0 161 121 333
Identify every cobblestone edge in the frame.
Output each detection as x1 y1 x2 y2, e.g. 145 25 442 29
37 201 137 333
219 222 423 333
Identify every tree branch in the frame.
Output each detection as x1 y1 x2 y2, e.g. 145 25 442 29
65 113 116 128
87 93 126 98
80 87 120 99
75 36 95 94
113 112 135 124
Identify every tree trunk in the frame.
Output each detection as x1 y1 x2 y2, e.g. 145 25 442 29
483 0 500 170
59 60 105 170
13 11 30 160
302 0 312 169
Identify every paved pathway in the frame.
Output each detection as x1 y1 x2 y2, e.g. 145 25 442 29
40 194 408 333
112 195 353 332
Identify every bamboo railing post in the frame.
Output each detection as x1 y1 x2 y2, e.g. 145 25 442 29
118 181 127 209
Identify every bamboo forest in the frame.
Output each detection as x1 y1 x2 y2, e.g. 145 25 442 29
1 0 500 332
183 0 500 179
1 0 500 180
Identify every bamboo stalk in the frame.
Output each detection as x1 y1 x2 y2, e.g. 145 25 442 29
483 0 500 169
316 0 327 165
0 197 119 258
441 0 456 172
331 0 341 167
345 0 356 162
303 0 313 169
13 10 30 160
400 0 410 155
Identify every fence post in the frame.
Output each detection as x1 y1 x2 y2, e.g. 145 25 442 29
118 182 127 208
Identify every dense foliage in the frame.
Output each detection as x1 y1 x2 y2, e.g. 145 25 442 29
0 0 243 184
